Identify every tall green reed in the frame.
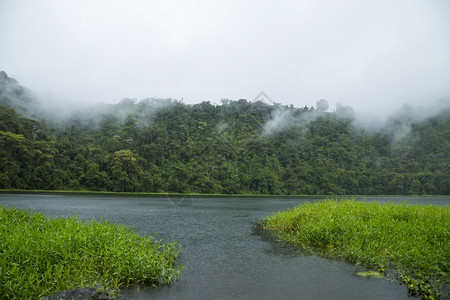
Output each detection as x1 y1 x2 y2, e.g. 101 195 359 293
0 206 182 299
263 199 449 300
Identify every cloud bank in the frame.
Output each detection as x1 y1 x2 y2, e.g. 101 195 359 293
0 0 449 116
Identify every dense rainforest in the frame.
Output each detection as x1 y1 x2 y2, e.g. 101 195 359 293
1 71 449 195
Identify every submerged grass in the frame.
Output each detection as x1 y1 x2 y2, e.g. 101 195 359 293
262 199 449 300
0 206 182 299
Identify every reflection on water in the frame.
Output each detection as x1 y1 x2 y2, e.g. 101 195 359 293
252 222 308 258
2 193 445 299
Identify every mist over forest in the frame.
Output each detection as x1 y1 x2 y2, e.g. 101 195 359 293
1 71 449 195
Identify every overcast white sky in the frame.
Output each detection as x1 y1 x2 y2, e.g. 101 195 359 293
1 0 449 115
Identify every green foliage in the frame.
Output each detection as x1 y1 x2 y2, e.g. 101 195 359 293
110 150 142 192
0 206 181 299
263 199 450 299
0 71 450 195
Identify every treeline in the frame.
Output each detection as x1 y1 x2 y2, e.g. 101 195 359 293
1 71 449 195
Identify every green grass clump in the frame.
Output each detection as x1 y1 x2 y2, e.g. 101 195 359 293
0 206 181 299
263 199 449 300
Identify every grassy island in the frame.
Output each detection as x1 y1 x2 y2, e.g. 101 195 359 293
0 206 181 299
262 199 449 300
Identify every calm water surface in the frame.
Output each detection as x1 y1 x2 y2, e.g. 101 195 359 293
1 193 448 300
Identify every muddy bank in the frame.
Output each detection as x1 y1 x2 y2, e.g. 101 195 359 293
44 288 124 300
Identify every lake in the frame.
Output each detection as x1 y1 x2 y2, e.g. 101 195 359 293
1 193 448 299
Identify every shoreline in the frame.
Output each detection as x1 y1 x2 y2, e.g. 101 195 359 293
1 189 449 198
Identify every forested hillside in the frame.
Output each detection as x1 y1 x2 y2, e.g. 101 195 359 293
1 71 449 195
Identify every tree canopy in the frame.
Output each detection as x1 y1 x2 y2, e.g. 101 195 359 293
1 72 449 195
